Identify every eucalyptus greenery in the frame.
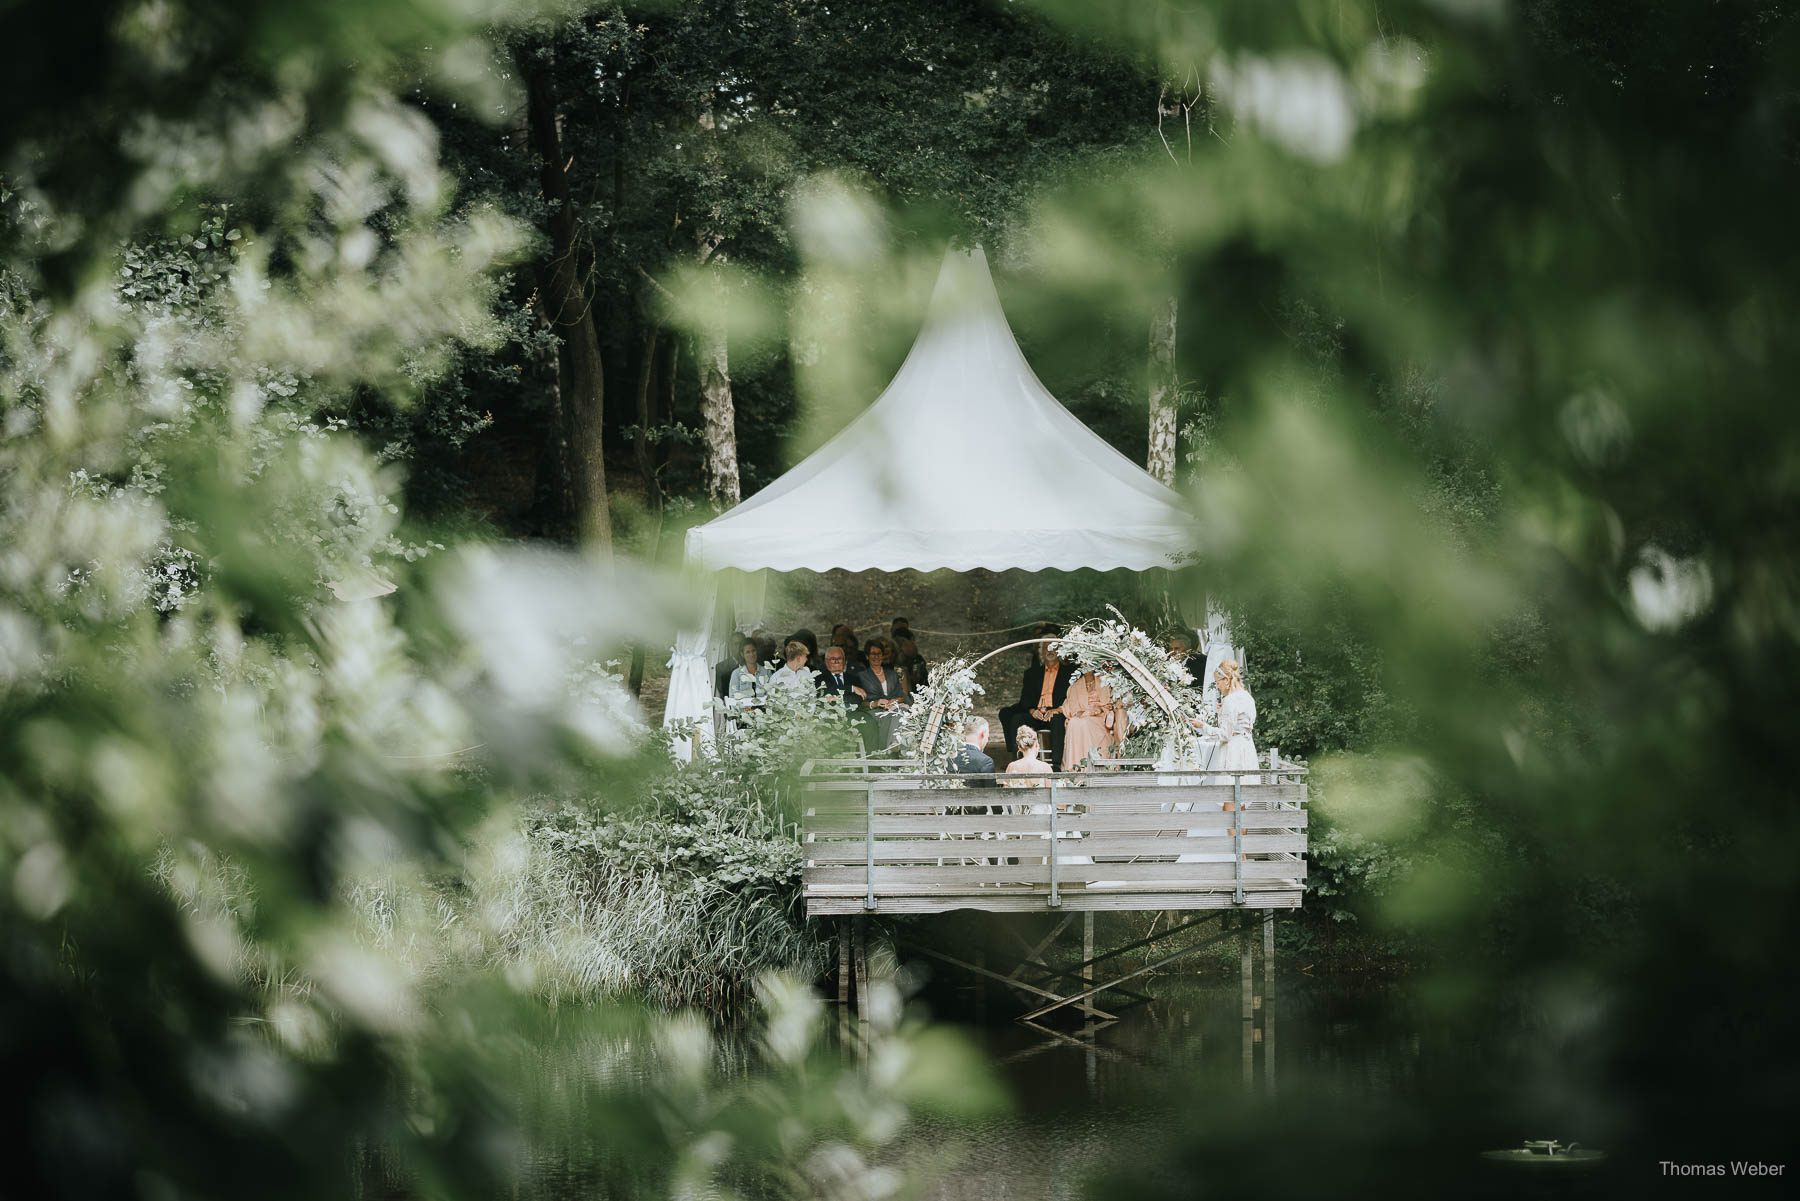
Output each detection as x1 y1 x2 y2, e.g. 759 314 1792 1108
894 654 982 776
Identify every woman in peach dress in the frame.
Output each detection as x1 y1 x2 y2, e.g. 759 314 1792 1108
1060 669 1125 770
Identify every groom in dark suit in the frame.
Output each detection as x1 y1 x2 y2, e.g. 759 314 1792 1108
998 632 1072 763
949 717 998 785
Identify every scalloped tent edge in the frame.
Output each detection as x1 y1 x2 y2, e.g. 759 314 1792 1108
664 246 1229 755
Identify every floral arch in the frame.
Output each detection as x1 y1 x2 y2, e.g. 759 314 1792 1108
898 612 1216 774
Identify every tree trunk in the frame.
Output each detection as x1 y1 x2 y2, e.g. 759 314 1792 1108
696 235 741 510
1148 293 1179 486
533 307 572 525
526 58 611 555
693 99 741 513
633 329 663 517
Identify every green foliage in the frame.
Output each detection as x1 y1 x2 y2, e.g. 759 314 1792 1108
689 678 865 820
424 686 861 1012
511 972 1007 1199
458 798 822 1011
2 5 1001 1199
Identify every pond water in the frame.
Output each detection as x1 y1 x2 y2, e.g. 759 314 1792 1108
478 964 1627 1201
359 930 1636 1200
894 975 1419 1200
886 958 1627 1201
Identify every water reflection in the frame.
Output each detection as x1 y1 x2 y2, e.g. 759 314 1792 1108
898 967 1625 1200
362 963 1625 1200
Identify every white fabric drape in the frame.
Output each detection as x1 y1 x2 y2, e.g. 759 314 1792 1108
730 569 768 633
660 248 1216 754
682 248 1198 573
664 581 719 761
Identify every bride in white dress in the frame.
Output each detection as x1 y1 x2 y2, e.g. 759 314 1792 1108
1154 658 1259 868
1197 659 1258 778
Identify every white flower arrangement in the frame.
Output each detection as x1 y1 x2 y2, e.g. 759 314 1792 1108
1050 606 1212 757
895 655 982 779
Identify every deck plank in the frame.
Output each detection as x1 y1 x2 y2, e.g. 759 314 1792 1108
801 833 1307 863
805 861 1307 888
804 809 1306 836
805 890 1305 915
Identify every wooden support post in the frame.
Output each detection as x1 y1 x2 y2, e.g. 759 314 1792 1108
1015 924 1240 1024
1080 912 1097 1019
837 917 850 1006
1262 909 1276 1094
1085 1019 1099 1095
853 916 871 1026
1240 910 1254 1087
903 939 1121 1021
836 916 851 1053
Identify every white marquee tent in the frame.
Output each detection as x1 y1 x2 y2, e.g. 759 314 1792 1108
663 247 1236 749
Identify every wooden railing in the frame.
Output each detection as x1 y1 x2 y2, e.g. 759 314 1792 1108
798 759 1308 916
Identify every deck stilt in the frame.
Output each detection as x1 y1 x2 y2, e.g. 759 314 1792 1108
978 947 990 1025
900 938 1121 1021
1262 909 1276 1094
837 917 850 1006
852 915 871 1026
1016 917 1241 1023
1080 912 1096 1019
1241 911 1255 1087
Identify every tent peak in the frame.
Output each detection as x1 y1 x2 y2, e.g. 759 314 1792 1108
684 241 1196 573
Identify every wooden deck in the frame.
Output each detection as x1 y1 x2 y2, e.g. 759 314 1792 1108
799 759 1308 916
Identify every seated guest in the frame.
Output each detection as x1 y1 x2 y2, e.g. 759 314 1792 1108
750 628 777 667
896 635 929 693
1165 628 1209 688
828 623 866 669
1002 725 1053 788
998 630 1071 762
727 637 770 705
1061 668 1125 770
769 640 816 693
889 616 913 645
819 645 858 706
850 636 909 750
950 717 997 786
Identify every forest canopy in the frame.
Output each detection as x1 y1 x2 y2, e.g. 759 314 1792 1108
4 0 1799 1197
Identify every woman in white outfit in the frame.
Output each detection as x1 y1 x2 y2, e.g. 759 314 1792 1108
1194 659 1257 777
727 637 771 704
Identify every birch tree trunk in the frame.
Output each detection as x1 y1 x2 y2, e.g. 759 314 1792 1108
696 235 741 510
1147 293 1179 486
694 96 741 512
526 59 612 555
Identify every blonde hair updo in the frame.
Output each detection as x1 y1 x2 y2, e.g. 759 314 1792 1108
1213 659 1245 695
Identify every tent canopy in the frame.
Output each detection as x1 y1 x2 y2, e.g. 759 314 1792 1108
684 247 1198 574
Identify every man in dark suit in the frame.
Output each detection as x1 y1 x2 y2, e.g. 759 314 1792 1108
949 717 998 785
998 637 1072 762
818 645 858 707
1165 629 1209 689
